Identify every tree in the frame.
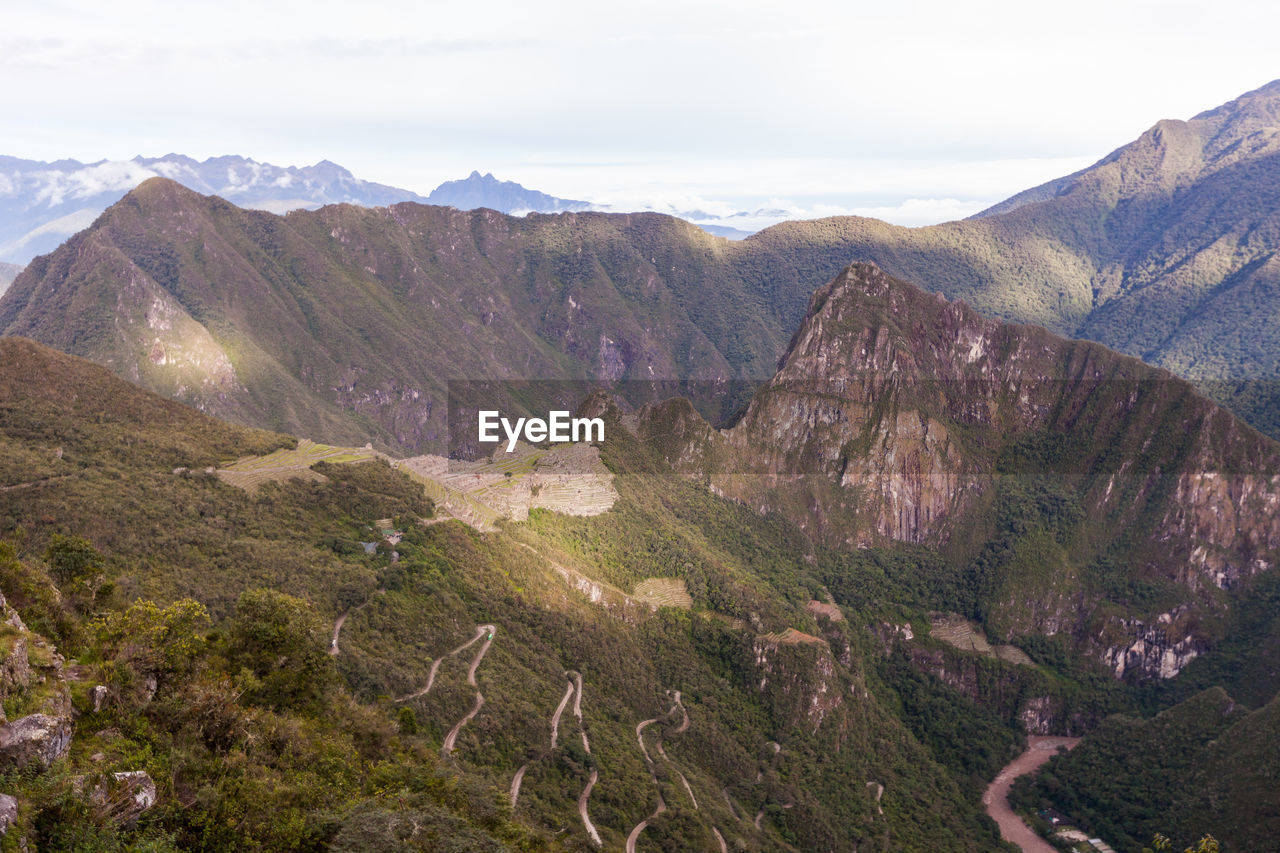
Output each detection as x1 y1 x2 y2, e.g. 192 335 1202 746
94 597 211 681
227 588 334 711
45 533 102 585
1151 833 1221 853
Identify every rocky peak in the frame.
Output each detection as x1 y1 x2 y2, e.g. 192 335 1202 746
637 262 1280 679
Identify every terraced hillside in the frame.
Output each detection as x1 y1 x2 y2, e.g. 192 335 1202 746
395 442 618 530
215 438 381 491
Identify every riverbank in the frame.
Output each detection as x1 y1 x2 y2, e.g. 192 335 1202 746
983 736 1080 852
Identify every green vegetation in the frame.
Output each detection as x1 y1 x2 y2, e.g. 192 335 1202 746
10 85 1280 462
5 129 1280 847
0 337 1045 850
1011 687 1280 851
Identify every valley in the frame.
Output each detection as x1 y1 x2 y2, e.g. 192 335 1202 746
1 79 1280 853
982 737 1081 853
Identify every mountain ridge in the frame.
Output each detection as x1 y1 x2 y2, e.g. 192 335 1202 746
0 153 442 263
1 177 800 453
635 262 1280 681
426 170 590 214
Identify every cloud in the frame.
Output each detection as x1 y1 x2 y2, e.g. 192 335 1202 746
31 160 159 206
843 198 995 227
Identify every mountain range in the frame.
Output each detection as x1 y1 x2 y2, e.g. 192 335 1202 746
9 77 1280 455
778 79 1280 436
0 156 767 274
0 154 441 266
2 82 1280 850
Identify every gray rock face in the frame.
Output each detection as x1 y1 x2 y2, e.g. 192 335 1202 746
0 635 31 697
74 771 156 826
0 793 16 835
0 714 72 770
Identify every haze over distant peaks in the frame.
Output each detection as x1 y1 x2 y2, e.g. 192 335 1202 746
425 170 590 214
0 154 433 264
0 154 773 271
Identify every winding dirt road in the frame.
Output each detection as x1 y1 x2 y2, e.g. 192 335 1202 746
328 611 348 656
549 678 575 749
626 700 676 853
393 623 497 758
441 625 497 756
579 769 601 847
509 763 528 806
396 624 489 702
566 670 602 847
511 673 572 810
982 736 1079 853
511 669 601 846
623 690 726 850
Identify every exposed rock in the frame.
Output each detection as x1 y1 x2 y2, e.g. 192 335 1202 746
72 771 157 826
0 635 31 698
1103 617 1201 680
0 593 26 632
639 263 1280 680
0 793 15 835
89 685 108 713
0 714 72 770
874 622 914 645
1019 696 1057 735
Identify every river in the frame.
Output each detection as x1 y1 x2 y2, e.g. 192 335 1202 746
982 736 1080 852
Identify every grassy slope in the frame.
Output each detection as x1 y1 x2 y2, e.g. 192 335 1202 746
0 339 1028 850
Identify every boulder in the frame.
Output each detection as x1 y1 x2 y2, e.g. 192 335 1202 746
0 793 16 835
73 771 156 826
89 685 108 713
0 714 72 770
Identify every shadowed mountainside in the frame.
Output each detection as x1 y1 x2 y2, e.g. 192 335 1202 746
635 263 1280 681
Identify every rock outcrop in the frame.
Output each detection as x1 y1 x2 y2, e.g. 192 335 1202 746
752 630 842 731
73 771 157 826
0 793 16 836
639 263 1280 679
0 714 72 770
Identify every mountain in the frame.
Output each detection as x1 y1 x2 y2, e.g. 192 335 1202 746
749 80 1280 437
1014 686 1280 851
9 77 1280 454
426 170 591 214
4 262 1280 849
0 262 20 296
423 172 791 239
0 154 430 264
0 336 1027 851
635 263 1280 681
0 178 823 454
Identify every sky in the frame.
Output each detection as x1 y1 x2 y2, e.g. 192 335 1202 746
4 0 1279 224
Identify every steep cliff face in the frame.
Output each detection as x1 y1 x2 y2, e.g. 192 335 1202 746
716 264 1280 562
752 630 843 732
638 263 1280 679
